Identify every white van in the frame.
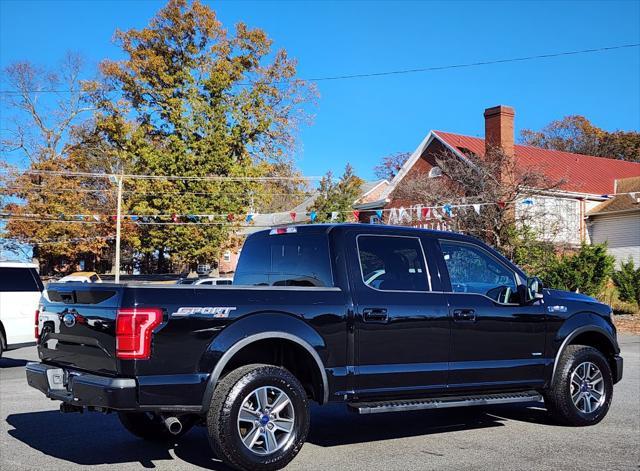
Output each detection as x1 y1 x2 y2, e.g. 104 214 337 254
0 262 43 356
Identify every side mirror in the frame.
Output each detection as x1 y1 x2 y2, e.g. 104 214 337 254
520 276 544 304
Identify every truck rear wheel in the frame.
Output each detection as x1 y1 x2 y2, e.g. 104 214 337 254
545 345 613 426
207 364 310 471
118 412 194 441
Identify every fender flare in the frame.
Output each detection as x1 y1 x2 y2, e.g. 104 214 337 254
201 331 329 410
551 325 617 384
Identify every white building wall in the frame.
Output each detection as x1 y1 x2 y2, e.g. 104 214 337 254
517 195 581 245
588 212 640 268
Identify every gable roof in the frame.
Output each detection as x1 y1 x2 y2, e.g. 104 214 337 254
432 131 640 195
588 176 640 216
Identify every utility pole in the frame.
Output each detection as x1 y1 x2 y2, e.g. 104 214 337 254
114 175 123 284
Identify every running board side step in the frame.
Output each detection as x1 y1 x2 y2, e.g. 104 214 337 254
348 390 543 415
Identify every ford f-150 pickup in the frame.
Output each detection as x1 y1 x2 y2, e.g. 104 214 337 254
26 224 623 470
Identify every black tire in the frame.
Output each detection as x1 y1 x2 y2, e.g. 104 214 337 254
0 331 5 358
118 411 195 441
544 345 613 426
207 364 310 471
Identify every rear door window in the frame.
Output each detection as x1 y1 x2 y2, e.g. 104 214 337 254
235 233 333 287
357 235 429 292
0 267 43 292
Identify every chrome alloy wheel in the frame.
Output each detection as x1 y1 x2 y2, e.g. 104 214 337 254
237 386 295 455
570 361 605 414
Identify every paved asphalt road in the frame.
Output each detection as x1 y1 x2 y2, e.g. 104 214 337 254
1 336 638 471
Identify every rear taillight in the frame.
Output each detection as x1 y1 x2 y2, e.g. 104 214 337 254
116 308 163 360
34 309 40 340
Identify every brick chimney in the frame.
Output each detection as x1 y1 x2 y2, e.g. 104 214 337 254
484 105 515 156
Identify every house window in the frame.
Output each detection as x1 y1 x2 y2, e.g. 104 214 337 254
223 250 231 262
428 166 442 178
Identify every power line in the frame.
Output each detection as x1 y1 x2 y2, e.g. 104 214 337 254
0 185 314 197
0 43 637 94
301 43 640 82
0 169 322 181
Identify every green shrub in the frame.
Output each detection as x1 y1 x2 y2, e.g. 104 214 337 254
540 244 614 297
612 259 640 305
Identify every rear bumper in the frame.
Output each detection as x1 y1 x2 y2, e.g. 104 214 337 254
614 355 623 384
26 362 138 410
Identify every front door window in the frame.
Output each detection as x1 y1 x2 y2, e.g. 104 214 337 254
439 240 518 304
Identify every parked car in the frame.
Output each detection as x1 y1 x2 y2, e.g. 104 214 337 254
27 224 623 470
0 261 44 356
57 271 102 283
194 277 233 286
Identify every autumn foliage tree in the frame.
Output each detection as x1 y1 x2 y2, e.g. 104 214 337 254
520 115 640 162
81 0 314 271
2 0 314 274
0 53 116 273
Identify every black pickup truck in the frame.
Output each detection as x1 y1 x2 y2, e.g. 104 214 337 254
27 224 623 471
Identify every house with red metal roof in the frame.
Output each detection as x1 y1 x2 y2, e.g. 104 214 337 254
356 105 640 248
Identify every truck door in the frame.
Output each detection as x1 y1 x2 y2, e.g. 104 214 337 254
347 231 449 398
437 239 546 390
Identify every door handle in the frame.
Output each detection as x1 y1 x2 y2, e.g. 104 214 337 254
363 308 388 322
453 309 476 322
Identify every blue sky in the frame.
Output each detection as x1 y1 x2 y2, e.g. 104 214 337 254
1 0 639 181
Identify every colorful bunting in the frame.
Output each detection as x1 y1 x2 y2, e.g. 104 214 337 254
376 209 383 219
521 198 534 206
310 211 317 222
497 201 506 209
421 207 430 219
443 204 453 217
290 211 297 221
352 210 360 221
245 213 254 223
227 213 234 222
473 204 481 215
330 211 339 221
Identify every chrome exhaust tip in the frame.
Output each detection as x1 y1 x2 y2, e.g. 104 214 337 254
164 416 182 435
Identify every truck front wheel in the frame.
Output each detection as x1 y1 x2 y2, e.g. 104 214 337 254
207 364 310 471
545 345 613 426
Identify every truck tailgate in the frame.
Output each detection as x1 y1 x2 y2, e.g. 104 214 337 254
39 284 123 375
